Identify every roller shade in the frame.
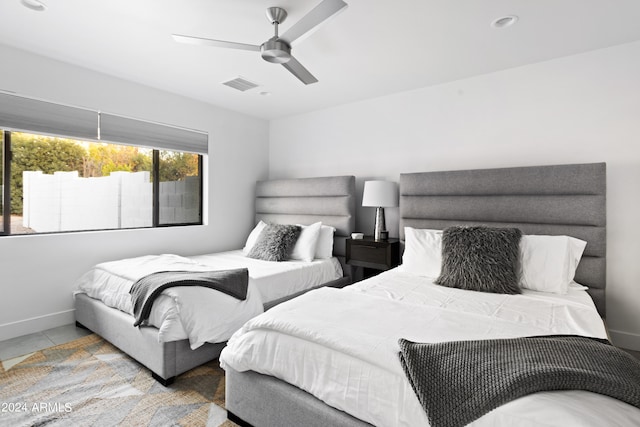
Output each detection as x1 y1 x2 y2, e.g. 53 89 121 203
99 113 208 154
0 92 98 140
0 92 208 154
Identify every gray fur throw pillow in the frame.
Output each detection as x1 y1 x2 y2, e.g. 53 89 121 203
247 224 301 262
435 226 523 294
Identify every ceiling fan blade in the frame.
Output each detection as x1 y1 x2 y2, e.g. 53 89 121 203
280 0 348 44
282 57 318 85
172 34 260 52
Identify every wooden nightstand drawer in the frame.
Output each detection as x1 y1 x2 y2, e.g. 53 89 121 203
349 244 388 266
346 237 400 272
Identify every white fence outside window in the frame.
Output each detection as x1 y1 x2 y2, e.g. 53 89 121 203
22 170 198 232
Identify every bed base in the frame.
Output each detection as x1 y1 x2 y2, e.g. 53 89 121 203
75 293 226 385
225 367 372 427
263 276 350 310
75 320 176 387
74 276 351 385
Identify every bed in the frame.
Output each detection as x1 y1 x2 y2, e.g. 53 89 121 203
73 175 356 385
220 163 640 426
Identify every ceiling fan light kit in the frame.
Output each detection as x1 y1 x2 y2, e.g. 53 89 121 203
172 0 348 85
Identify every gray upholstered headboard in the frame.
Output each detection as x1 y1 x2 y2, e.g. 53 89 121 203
254 175 356 269
399 163 607 317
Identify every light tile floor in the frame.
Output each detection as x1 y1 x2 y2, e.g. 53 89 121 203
0 325 231 427
0 324 92 370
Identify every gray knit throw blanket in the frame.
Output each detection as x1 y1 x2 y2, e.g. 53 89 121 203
130 268 248 327
398 335 640 427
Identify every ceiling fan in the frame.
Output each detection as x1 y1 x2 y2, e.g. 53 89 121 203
172 0 348 85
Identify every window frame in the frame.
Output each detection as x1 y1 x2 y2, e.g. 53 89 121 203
0 129 204 236
1 131 10 235
154 149 204 228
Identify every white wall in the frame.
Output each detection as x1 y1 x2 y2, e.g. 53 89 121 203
0 44 269 341
269 41 640 350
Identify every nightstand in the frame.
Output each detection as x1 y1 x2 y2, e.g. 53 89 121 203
346 236 400 279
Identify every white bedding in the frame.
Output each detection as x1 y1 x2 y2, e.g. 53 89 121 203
74 250 342 349
220 268 640 427
189 250 343 303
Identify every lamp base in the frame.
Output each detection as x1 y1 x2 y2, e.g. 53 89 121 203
374 207 386 241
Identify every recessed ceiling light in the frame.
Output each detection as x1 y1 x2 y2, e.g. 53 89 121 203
20 0 47 12
491 15 518 29
21 0 47 11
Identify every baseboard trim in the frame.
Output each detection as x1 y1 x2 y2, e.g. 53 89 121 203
609 329 640 351
0 309 76 341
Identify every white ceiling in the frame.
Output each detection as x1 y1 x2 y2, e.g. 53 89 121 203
2 0 640 120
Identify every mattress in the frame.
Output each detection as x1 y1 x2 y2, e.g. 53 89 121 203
220 268 640 427
189 250 343 303
75 250 342 348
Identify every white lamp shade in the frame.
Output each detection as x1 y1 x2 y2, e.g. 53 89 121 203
362 180 398 207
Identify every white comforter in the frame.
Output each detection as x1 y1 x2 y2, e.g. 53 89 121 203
220 269 640 427
74 250 342 349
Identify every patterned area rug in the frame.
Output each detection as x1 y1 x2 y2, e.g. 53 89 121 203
0 334 237 426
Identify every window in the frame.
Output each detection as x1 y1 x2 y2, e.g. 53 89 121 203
0 93 207 235
1 130 5 234
158 150 202 225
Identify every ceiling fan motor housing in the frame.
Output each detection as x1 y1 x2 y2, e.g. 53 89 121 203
261 38 291 63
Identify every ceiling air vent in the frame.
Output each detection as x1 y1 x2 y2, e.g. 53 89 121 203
222 77 259 92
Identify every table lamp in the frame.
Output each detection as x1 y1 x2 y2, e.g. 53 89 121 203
362 180 398 241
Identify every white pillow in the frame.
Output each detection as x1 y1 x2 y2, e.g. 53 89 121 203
314 225 335 259
568 280 588 291
519 235 587 294
290 222 323 262
242 220 267 255
400 227 442 278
